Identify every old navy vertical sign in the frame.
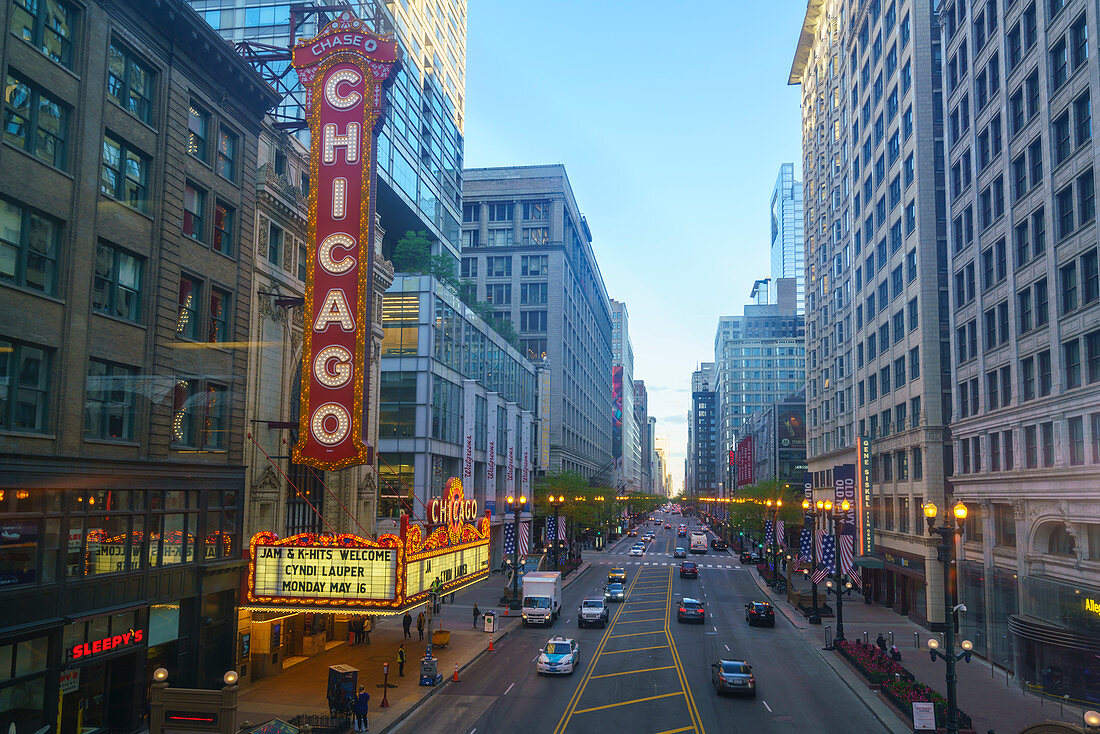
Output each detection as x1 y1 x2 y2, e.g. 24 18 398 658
291 13 399 469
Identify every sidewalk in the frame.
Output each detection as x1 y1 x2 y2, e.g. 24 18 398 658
751 567 1084 734
237 561 592 733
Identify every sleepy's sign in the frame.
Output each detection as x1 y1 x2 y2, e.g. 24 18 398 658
290 12 399 470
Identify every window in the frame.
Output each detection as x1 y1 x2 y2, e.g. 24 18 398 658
1039 349 1052 396
1079 169 1095 225
520 310 546 332
522 201 549 220
1069 416 1085 465
107 42 153 124
183 183 205 241
1071 13 1088 68
3 74 67 169
84 359 137 441
521 227 549 246
1088 331 1100 383
267 222 283 267
1057 185 1075 239
521 282 547 304
487 203 513 221
1022 355 1036 400
909 346 920 379
1051 39 1068 91
187 103 208 161
100 134 148 212
208 288 230 343
485 283 510 305
1084 250 1099 304
1093 413 1100 462
0 197 59 295
1054 112 1072 165
462 204 479 222
486 228 514 247
1061 259 1078 313
172 379 227 450
217 128 237 181
1064 338 1081 388
1041 421 1054 466
521 255 547 276
0 337 50 432
92 241 141 322
1032 208 1047 256
1077 93 1093 147
213 201 234 256
10 0 75 67
486 256 511 277
298 243 307 281
461 257 478 278
177 276 201 340
1025 424 1038 467
1004 429 1014 469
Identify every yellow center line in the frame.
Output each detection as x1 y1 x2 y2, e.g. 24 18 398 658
653 727 697 734
614 617 666 624
664 565 703 732
628 592 668 597
589 665 678 679
607 630 666 639
599 644 669 655
618 606 667 613
572 691 684 715
552 565 648 734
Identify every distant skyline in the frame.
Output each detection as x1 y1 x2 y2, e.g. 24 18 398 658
463 1 807 492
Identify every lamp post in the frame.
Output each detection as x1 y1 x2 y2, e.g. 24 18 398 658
506 493 527 610
821 499 854 644
547 494 565 570
765 499 783 587
923 500 971 734
801 499 821 618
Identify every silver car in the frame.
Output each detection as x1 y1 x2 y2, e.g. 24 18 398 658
712 659 756 697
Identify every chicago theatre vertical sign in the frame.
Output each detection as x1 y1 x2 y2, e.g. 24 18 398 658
291 14 399 469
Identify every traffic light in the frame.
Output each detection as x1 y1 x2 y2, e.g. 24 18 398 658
758 543 763 549
739 531 744 537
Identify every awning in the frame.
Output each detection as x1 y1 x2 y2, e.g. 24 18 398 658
1008 614 1100 653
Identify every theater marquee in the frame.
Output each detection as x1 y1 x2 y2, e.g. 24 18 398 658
244 479 490 613
290 12 399 470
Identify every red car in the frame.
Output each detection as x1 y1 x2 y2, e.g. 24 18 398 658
679 561 699 579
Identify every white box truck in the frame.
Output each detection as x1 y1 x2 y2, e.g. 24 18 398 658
689 531 708 555
522 571 562 626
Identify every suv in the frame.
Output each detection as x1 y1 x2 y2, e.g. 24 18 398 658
710 538 728 551
677 597 705 623
578 598 609 628
608 567 626 583
745 601 775 627
679 561 699 579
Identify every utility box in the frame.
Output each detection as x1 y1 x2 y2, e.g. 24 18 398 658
419 655 442 686
482 611 497 633
327 664 358 712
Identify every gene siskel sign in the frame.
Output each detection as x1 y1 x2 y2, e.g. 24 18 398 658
291 13 399 469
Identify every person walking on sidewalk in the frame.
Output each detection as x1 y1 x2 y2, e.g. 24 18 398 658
416 611 425 641
353 685 370 732
876 633 887 652
397 644 406 677
472 603 480 628
402 612 412 639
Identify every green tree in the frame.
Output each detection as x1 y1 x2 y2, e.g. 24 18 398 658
390 230 432 273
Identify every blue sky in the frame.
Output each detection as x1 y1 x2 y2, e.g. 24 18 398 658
463 1 807 492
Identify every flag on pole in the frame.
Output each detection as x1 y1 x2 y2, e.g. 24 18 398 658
776 520 786 548
545 515 555 546
764 519 773 545
821 534 837 574
798 527 813 562
519 521 530 557
810 564 829 585
503 522 516 557
557 518 567 542
839 534 862 587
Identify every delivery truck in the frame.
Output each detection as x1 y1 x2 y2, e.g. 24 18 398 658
522 571 562 626
689 531 708 554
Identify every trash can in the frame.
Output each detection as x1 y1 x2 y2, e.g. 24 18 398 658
419 655 442 686
482 611 497 633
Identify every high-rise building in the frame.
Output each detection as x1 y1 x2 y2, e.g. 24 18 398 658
611 299 641 491
191 0 465 261
791 0 952 625
713 278 806 492
634 380 652 491
938 0 1100 691
689 363 718 496
771 162 806 313
0 0 280 726
461 165 614 481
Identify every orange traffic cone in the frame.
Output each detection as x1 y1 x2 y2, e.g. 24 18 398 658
452 663 459 682
488 633 494 651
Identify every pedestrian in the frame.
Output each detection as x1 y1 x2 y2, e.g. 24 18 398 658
402 611 412 639
416 612 425 641
889 645 902 662
364 617 372 644
353 685 370 732
353 617 365 644
397 643 406 677
472 603 480 628
876 633 887 652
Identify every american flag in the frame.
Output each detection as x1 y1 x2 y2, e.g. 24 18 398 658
776 520 786 548
764 519 773 545
519 521 530 557
838 534 862 587
557 518 566 542
546 516 556 545
798 527 813 562
809 533 836 585
503 522 516 556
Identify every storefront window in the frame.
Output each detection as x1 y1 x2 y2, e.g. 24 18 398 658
960 563 988 656
162 514 184 565
0 634 49 734
991 568 1018 670
0 519 38 586
86 513 131 576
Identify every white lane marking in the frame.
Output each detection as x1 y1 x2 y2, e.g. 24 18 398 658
763 700 772 712
712 626 717 632
504 682 515 695
724 644 730 651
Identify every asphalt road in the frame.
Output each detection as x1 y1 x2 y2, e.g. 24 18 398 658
392 513 896 734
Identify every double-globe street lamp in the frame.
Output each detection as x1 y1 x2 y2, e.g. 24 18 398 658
506 493 527 610
765 499 784 587
923 500 973 734
812 499 854 645
546 493 566 570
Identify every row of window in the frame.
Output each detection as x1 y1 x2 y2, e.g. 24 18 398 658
462 201 550 223
1 335 228 448
958 411 1100 474
483 282 549 305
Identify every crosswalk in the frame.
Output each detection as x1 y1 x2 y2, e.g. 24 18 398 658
593 558 743 570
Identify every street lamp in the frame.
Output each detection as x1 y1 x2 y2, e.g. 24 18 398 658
923 500 971 734
765 499 783 587
506 494 527 610
1084 710 1100 729
547 494 566 570
820 499 853 645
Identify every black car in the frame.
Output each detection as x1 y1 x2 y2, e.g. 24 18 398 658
679 561 699 579
745 601 775 627
677 597 705 623
710 538 728 550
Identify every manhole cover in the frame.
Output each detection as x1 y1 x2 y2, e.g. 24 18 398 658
771 714 794 722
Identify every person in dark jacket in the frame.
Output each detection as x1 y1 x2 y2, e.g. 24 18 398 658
472 603 481 628
416 612 425 641
353 685 370 731
876 633 888 652
402 612 412 639
397 644 406 676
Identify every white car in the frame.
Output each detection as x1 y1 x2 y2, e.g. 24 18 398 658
537 636 579 674
630 546 644 556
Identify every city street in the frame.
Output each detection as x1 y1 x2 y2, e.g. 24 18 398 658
393 516 895 733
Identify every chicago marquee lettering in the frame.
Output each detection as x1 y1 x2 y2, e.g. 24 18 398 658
291 13 399 469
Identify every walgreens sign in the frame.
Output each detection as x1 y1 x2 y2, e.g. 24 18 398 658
290 13 399 469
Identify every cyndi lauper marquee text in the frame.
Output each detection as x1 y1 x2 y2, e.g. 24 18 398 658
290 12 399 470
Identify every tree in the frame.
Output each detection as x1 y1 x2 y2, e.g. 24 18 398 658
390 230 432 273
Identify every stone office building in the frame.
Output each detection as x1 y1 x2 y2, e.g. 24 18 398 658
0 1 277 731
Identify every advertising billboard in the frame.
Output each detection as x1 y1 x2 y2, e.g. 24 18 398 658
776 404 806 450
856 436 874 556
612 365 624 467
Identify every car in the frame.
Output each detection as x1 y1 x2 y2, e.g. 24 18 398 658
628 530 638 537
677 597 705 623
537 636 580 674
711 538 728 551
745 601 775 627
629 545 644 556
664 523 672 529
679 561 699 579
608 567 626 583
739 551 754 564
673 547 687 558
677 530 687 538
604 583 625 602
711 659 756 697
578 598 609 628
700 524 708 531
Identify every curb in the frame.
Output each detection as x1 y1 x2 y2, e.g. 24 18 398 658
377 561 594 733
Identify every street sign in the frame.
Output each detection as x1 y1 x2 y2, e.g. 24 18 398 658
912 701 936 730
